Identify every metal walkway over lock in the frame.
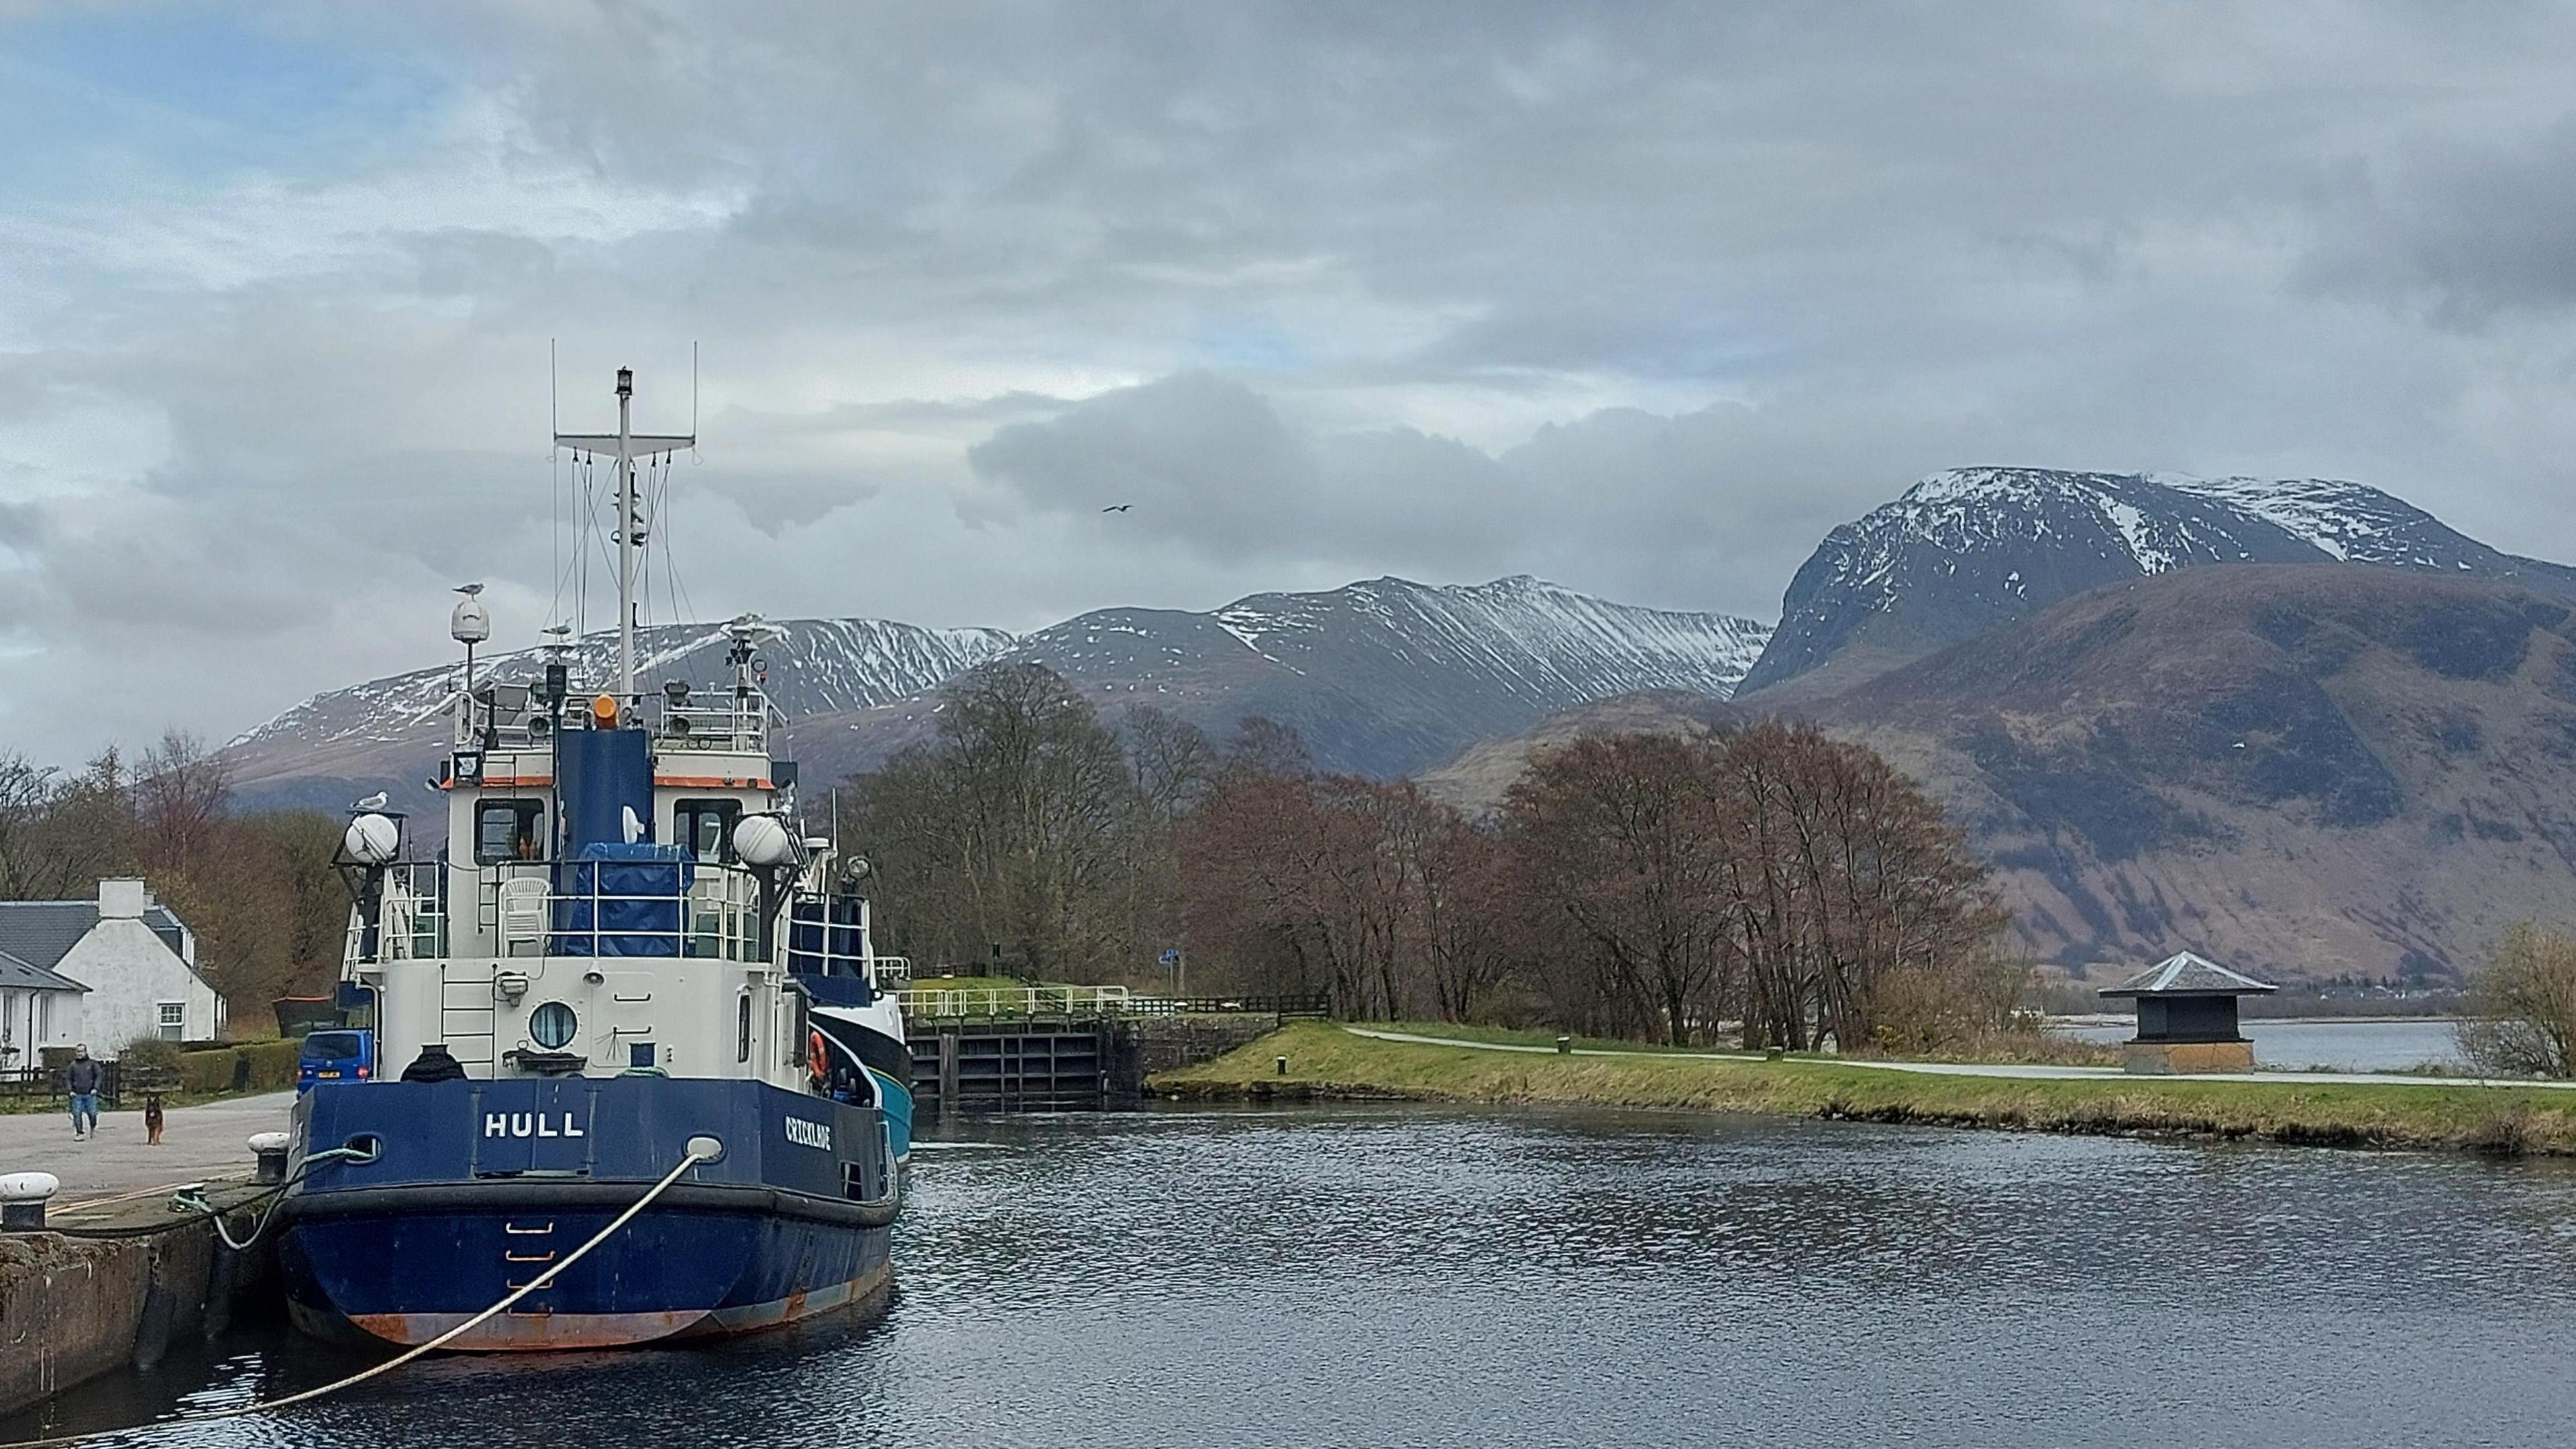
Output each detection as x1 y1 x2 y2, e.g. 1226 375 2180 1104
904 996 1325 1114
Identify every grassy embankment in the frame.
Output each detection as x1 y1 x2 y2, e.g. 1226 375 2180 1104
1152 1020 2576 1155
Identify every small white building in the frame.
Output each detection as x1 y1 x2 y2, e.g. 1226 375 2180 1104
0 879 223 1061
0 951 85 1070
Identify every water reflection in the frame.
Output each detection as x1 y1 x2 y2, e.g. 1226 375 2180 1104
12 1104 2576 1448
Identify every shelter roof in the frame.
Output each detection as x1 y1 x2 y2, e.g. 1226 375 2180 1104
2100 951 2278 998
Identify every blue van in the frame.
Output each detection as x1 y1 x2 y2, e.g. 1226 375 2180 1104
297 1029 376 1091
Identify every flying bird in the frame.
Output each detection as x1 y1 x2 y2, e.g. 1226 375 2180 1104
1101 504 1133 513
353 791 390 812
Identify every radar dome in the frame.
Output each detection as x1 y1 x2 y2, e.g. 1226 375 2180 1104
343 812 401 865
450 595 491 645
731 814 799 868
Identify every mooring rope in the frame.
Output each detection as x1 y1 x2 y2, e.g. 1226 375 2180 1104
2 1145 712 1449
45 1144 381 1244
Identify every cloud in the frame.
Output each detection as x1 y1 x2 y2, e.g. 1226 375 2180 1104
2300 115 2576 328
7 1 2576 764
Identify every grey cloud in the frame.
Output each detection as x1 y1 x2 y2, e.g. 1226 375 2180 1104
2301 117 2576 328
11 1 2576 761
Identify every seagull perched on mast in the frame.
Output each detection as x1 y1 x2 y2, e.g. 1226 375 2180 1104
454 582 484 594
352 791 390 812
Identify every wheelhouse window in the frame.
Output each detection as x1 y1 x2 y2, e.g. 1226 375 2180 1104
675 799 741 864
475 799 547 864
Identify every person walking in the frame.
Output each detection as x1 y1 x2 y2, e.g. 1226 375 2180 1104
65 1045 102 1141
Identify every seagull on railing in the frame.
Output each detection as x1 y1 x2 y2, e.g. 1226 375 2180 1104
353 791 390 812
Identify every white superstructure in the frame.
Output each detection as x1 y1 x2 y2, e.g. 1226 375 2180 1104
334 369 906 1098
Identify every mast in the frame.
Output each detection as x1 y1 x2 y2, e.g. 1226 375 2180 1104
555 366 694 702
616 367 636 698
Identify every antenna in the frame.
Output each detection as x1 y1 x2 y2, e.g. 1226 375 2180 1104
691 341 699 444
555 364 696 702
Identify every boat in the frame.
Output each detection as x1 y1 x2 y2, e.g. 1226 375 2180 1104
273 366 915 1350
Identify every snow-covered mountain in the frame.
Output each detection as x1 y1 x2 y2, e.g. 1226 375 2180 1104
1739 467 2576 694
957 575 1770 779
232 618 1018 755
223 577 1773 812
223 618 1018 815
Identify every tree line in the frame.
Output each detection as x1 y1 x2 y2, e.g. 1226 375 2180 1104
845 663 2019 1049
0 733 345 1025
0 663 2020 1053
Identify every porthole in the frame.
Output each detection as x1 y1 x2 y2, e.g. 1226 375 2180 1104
529 1001 579 1051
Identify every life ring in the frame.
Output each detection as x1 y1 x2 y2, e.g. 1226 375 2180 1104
808 1028 829 1083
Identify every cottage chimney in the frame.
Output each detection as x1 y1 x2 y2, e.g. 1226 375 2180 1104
99 877 148 920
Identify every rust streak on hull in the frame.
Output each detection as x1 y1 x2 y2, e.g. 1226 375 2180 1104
329 1263 893 1352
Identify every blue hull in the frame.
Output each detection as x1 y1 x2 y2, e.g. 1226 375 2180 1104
277 1077 899 1350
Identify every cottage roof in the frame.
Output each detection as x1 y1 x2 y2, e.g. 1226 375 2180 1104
2100 950 2278 998
0 948 89 994
0 900 191 973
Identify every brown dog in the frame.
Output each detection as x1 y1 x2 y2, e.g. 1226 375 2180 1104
144 1093 165 1146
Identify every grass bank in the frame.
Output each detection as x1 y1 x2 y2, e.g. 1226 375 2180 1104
1151 1022 2576 1156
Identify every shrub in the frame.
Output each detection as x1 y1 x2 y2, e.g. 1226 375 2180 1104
2456 922 2576 1079
178 1038 303 1094
119 1036 184 1077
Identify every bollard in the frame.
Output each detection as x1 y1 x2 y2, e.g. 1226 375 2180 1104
1275 1056 1288 1077
1 1171 60 1232
1764 1046 1785 1062
248 1130 292 1185
1556 1035 1572 1055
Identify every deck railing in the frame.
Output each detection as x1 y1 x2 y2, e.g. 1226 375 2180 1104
890 986 1330 1020
894 984 1134 1019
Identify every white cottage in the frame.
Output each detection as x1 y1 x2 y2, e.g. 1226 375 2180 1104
0 951 84 1069
0 879 223 1061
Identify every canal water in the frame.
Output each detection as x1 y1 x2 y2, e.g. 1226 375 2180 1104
2054 1015 2466 1072
13 1104 2576 1448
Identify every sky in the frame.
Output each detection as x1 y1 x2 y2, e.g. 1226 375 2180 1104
7 1 2576 766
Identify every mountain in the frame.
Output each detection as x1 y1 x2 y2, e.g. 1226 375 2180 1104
1434 564 2576 983
1418 690 1745 809
1737 467 2576 697
223 576 1772 816
224 618 1017 816
1819 564 2576 981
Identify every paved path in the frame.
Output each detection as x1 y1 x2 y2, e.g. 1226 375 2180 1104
0 1093 296 1204
1342 1027 2576 1090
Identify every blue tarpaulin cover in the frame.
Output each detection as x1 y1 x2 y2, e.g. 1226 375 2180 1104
551 843 694 957
555 728 654 855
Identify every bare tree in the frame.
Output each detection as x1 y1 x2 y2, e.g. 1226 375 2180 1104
135 729 231 873
845 664 1151 981
2457 922 2576 1079
1505 733 1733 1044
0 749 138 900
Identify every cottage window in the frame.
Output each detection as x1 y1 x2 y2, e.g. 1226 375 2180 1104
158 1001 184 1042
475 799 547 865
